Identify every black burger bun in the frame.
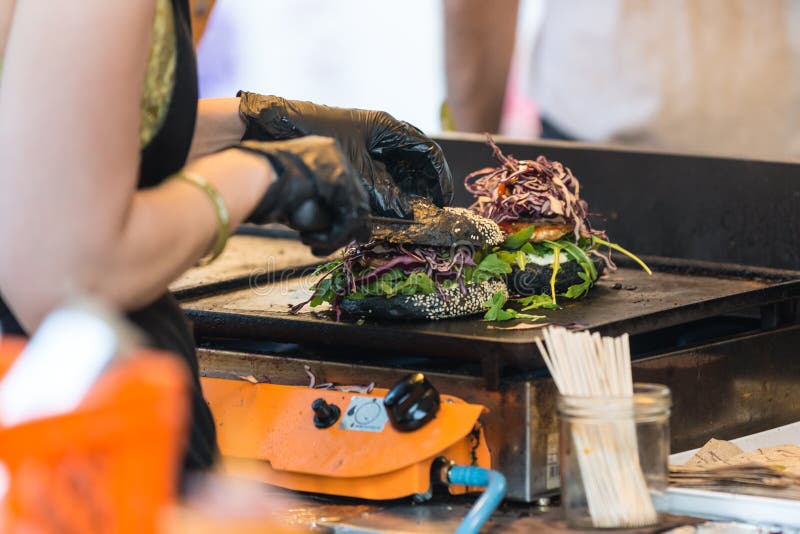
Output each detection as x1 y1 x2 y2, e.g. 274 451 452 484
508 256 605 297
340 280 507 321
370 198 504 248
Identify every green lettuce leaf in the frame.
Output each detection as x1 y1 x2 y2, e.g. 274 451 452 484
559 241 598 280
312 258 343 277
517 293 561 311
562 271 593 299
502 225 536 250
483 291 546 322
496 249 529 270
362 269 436 298
471 253 513 283
309 278 333 307
591 236 653 275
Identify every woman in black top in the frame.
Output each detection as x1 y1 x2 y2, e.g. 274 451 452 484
0 0 452 475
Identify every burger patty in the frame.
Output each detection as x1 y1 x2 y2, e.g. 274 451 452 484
507 256 606 296
498 220 575 242
340 280 507 321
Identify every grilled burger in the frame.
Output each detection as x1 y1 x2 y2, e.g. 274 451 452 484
294 203 509 320
466 137 650 305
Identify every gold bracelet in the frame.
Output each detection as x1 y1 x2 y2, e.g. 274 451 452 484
173 171 230 266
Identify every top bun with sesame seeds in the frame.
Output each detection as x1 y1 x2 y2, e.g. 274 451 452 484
370 197 504 248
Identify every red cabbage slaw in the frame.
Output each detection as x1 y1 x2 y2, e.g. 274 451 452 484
465 136 603 240
345 242 476 293
293 241 478 319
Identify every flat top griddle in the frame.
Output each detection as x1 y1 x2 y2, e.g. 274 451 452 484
179 242 800 383
169 232 333 300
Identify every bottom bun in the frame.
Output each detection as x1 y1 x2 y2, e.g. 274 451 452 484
340 280 507 321
507 256 606 297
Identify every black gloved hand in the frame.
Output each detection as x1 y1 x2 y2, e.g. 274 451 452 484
236 136 371 256
237 91 454 219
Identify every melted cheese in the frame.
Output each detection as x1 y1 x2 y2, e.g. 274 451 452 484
525 253 574 266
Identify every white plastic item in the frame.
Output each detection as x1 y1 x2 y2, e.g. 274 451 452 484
665 487 800 530
0 304 123 426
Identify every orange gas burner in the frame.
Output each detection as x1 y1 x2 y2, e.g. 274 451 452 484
201 373 492 501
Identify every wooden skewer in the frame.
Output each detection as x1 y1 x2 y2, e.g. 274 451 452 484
541 326 658 527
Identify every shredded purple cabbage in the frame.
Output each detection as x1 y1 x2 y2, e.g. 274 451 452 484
293 241 478 319
345 241 475 288
465 136 603 240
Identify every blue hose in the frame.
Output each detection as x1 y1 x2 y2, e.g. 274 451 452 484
448 466 507 534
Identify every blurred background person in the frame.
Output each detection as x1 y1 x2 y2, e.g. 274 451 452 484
445 0 800 161
196 0 446 133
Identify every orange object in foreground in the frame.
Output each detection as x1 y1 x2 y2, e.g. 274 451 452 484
0 336 189 534
202 378 492 500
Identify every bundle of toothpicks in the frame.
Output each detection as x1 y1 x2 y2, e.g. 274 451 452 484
537 326 657 528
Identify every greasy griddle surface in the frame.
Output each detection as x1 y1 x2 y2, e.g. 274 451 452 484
180 263 800 369
169 235 335 298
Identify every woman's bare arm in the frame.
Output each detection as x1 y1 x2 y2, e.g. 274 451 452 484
188 97 247 160
0 0 271 330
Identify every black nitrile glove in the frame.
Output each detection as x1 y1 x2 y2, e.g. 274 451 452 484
236 136 371 256
237 91 454 219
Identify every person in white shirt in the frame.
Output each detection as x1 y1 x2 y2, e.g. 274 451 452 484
445 0 800 161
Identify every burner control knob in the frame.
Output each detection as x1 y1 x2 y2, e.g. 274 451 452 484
384 373 441 432
311 398 340 429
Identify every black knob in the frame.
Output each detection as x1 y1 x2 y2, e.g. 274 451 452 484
312 398 340 429
384 373 440 432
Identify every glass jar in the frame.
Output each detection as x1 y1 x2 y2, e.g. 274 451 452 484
557 383 671 529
